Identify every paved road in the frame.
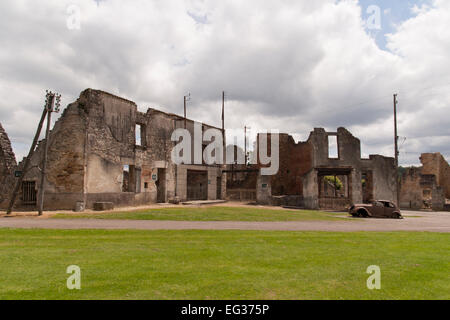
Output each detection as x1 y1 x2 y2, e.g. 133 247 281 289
0 211 449 232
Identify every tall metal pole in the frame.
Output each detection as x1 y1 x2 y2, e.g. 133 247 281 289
184 95 187 129
244 126 247 165
37 96 54 216
6 108 47 215
394 94 400 206
222 91 225 164
222 91 225 133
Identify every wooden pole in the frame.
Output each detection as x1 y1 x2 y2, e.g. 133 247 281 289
222 91 225 132
6 108 48 214
37 101 53 216
244 126 247 165
222 91 225 164
394 94 400 206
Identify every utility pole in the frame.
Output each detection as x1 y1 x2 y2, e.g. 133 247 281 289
184 93 190 129
7 91 60 215
244 126 248 166
7 109 47 215
37 92 61 215
393 93 400 207
222 91 225 134
222 91 225 164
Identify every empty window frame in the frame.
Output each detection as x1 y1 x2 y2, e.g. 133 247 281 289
122 165 142 193
135 167 142 193
135 124 146 147
328 135 339 159
122 165 130 192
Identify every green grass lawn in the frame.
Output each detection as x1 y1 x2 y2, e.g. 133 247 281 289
0 229 448 300
52 206 345 221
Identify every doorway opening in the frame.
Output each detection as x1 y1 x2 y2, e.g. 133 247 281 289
187 170 208 200
156 168 166 203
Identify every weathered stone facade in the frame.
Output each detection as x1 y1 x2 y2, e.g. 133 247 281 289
420 153 450 199
400 153 449 211
0 123 17 206
233 127 397 210
2 89 226 210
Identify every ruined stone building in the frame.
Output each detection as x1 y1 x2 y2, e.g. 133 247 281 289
0 88 411 213
400 153 450 211
1 89 226 210
0 123 17 207
226 127 397 210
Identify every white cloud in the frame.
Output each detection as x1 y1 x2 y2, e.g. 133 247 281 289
0 0 449 167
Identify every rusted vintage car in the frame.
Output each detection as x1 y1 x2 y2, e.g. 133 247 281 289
349 200 403 219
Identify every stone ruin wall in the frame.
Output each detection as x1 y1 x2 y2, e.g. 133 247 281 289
270 134 313 197
12 100 87 210
399 153 449 210
0 123 17 206
253 128 396 209
420 153 450 199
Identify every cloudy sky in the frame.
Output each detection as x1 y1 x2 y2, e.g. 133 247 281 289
1 0 449 165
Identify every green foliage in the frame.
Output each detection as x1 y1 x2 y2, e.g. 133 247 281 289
398 166 407 176
324 176 343 190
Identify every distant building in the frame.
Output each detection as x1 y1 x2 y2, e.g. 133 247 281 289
400 153 450 211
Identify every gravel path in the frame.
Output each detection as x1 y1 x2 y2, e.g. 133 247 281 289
0 211 449 232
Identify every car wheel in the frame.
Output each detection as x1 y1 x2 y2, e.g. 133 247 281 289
357 209 368 218
394 212 403 219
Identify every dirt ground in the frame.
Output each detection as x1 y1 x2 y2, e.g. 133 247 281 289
0 203 449 232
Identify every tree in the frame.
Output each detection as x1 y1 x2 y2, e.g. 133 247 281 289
324 176 343 190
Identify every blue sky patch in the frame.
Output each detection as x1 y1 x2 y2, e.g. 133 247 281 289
359 0 433 50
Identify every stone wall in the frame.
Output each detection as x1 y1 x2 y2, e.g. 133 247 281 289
399 167 423 209
11 100 87 210
302 127 396 209
0 123 17 206
270 134 312 196
363 155 397 202
400 153 449 211
4 89 225 210
243 127 396 209
226 163 257 202
420 153 450 199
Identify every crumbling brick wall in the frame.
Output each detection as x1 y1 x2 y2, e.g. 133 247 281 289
399 153 449 211
303 127 396 209
11 100 87 210
251 128 396 209
420 153 450 199
0 123 17 206
400 167 423 209
270 134 312 196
